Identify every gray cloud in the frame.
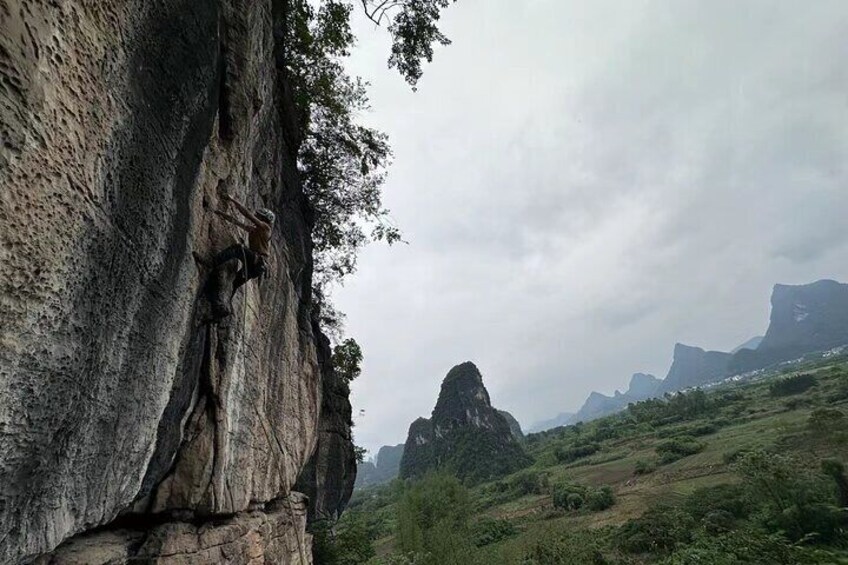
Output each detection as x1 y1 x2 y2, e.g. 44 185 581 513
336 0 848 453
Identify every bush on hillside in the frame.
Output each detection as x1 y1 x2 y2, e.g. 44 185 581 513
585 486 616 511
618 504 696 554
509 469 550 495
769 374 817 397
395 473 475 562
553 442 600 464
808 408 845 434
552 482 615 513
734 450 845 543
471 516 517 548
634 459 657 475
657 529 819 565
682 483 751 522
521 530 609 565
312 515 376 565
655 436 705 464
783 397 812 410
701 509 736 534
657 421 718 439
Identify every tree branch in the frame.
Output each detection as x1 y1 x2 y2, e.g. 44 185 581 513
360 0 401 26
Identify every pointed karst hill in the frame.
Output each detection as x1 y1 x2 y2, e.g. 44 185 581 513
627 372 662 399
399 362 532 483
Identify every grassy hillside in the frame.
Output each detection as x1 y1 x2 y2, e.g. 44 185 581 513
325 353 848 564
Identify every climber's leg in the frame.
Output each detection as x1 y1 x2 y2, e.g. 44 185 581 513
231 248 265 294
214 244 247 267
206 244 246 320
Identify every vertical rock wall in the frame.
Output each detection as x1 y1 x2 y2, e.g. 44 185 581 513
0 0 354 562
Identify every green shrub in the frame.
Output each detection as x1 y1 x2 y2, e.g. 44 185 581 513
470 516 517 547
553 442 600 464
657 529 816 565
784 397 811 410
682 483 751 521
552 483 615 513
634 459 657 475
657 421 718 439
808 408 845 433
509 469 550 495
722 448 751 465
618 504 696 554
395 473 473 560
313 515 376 565
566 492 584 510
701 509 735 534
826 378 848 403
734 450 845 543
585 486 615 511
655 436 704 464
689 422 719 436
769 374 817 397
521 531 609 565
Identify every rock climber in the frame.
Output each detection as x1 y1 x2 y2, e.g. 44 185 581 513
214 194 275 293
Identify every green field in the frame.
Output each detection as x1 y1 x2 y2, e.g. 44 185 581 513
329 353 848 564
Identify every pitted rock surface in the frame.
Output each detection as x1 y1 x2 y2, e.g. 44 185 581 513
294 327 357 524
35 494 313 565
0 0 353 562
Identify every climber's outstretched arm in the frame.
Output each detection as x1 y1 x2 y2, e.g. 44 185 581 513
215 210 253 232
223 194 262 226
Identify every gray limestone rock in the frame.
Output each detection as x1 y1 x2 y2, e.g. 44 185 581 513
0 0 353 562
399 362 531 483
731 280 848 372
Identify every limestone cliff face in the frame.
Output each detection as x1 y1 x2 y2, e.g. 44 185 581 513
0 1 354 562
731 280 848 372
294 328 357 524
398 417 437 480
399 362 531 484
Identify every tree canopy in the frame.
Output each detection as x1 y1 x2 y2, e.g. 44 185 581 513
283 0 457 334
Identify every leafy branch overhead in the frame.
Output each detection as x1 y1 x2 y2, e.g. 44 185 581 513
283 0 456 333
360 0 457 88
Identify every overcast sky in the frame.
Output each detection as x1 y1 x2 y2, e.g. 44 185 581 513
334 0 848 455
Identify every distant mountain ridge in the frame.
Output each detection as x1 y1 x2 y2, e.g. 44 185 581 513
355 443 404 489
532 280 848 432
731 336 763 354
565 373 661 426
660 344 732 392
528 412 575 433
